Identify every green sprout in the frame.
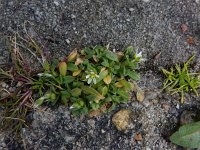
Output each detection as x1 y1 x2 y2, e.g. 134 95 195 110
162 55 200 103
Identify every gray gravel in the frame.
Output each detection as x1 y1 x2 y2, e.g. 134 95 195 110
1 0 200 149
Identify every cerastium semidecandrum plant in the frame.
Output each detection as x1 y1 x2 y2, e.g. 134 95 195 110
33 46 144 116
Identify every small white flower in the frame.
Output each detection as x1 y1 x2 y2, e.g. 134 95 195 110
134 49 146 62
85 70 99 84
135 51 142 58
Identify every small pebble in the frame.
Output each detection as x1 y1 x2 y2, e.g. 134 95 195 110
8 87 15 92
176 104 180 109
87 119 95 128
16 81 23 87
54 1 59 6
71 14 76 19
1 82 7 88
65 39 70 44
180 110 196 125
146 147 151 150
101 129 106 133
162 103 170 111
129 8 134 12
142 0 150 2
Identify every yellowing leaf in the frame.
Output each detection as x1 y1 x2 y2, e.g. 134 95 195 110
58 62 67 76
73 69 81 76
93 55 99 62
67 50 77 62
103 75 112 84
115 82 124 88
100 67 106 72
96 70 108 83
116 52 124 60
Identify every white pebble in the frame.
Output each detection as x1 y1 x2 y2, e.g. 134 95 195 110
54 1 59 6
176 104 180 109
129 8 134 12
101 129 106 133
65 39 70 44
142 0 150 2
71 14 76 19
1 82 7 88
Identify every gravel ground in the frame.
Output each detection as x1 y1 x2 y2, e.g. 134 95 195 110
1 0 200 149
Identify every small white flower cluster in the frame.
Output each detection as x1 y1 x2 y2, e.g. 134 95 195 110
85 70 99 84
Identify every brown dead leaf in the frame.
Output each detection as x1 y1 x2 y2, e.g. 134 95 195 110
154 52 161 60
187 36 195 45
89 109 101 117
72 69 81 76
181 24 188 33
134 133 143 141
89 103 111 117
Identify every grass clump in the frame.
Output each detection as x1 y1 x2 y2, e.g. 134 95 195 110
162 55 200 103
0 69 34 132
0 32 45 133
33 45 143 115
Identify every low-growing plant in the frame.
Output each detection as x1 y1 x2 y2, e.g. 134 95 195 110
161 55 200 103
33 46 143 115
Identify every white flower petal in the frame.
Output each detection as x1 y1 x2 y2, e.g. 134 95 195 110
93 78 97 84
86 75 90 79
87 78 92 84
136 51 142 58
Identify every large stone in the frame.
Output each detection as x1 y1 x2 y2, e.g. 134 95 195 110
112 109 131 131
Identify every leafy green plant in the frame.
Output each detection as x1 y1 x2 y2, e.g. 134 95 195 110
170 121 200 148
33 46 143 115
161 55 200 103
